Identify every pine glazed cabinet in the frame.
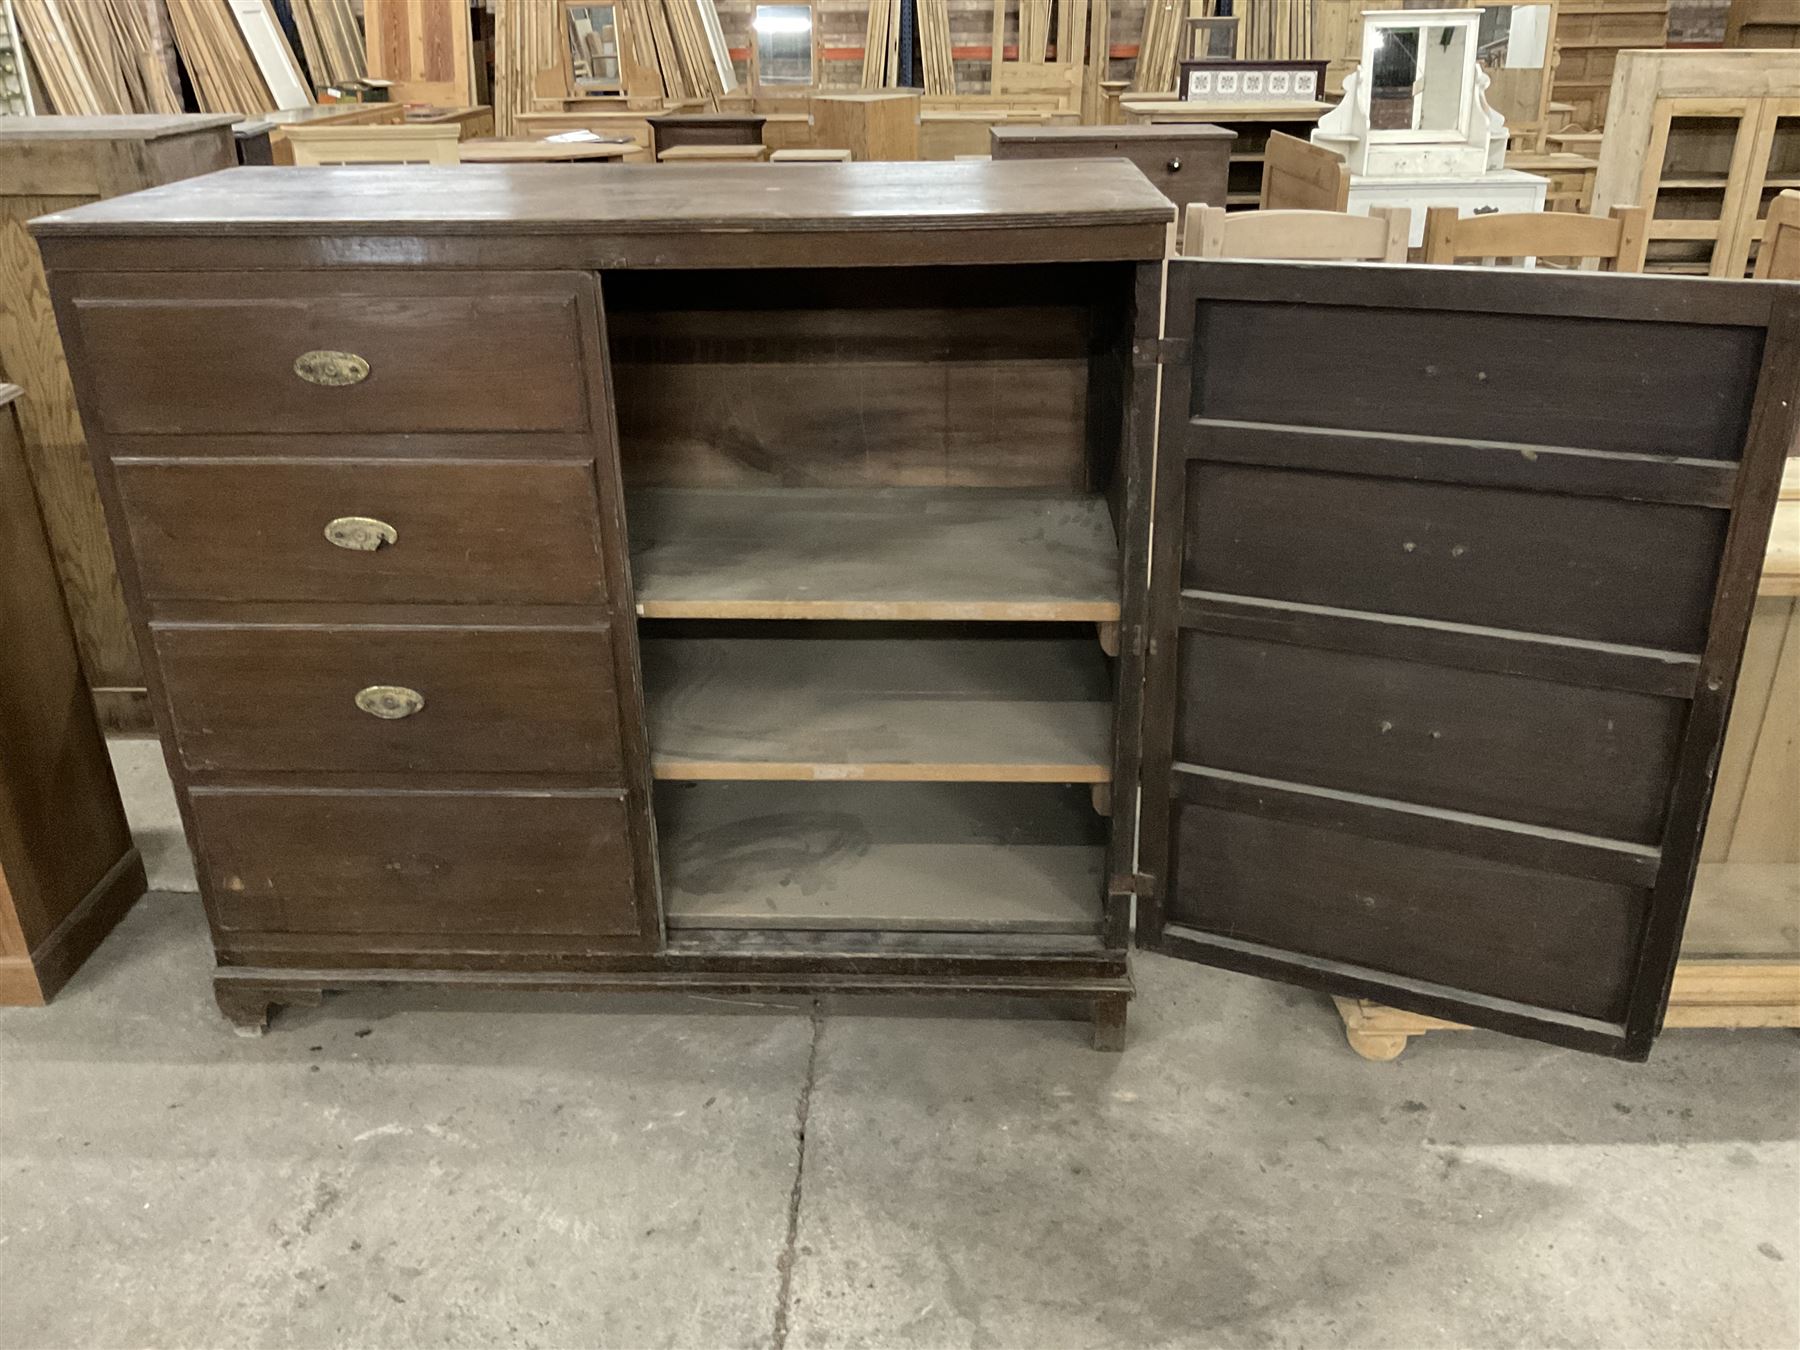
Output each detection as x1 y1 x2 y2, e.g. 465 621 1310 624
32 162 1800 1058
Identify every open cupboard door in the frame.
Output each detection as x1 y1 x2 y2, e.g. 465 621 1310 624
1136 259 1800 1059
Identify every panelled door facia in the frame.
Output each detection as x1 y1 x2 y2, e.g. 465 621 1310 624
1138 259 1800 1059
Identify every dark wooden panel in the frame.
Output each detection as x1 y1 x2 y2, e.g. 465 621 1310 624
65 272 591 436
117 459 607 606
990 128 1231 233
1167 803 1647 1020
1136 262 1800 1057
1187 299 1764 458
155 623 624 776
191 788 646 939
1182 462 1726 651
1175 630 1685 844
0 386 140 1002
648 114 766 152
605 266 1125 490
37 224 1172 275
1174 257 1778 329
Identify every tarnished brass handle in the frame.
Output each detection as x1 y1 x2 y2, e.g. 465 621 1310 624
1166 157 1182 172
294 350 370 387
355 685 424 719
324 516 397 551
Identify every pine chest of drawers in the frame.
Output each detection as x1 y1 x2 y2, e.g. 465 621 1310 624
34 162 1798 1058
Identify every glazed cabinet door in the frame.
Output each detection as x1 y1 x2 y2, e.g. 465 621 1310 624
52 268 664 960
1739 98 1800 279
1135 259 1799 1059
1639 96 1766 278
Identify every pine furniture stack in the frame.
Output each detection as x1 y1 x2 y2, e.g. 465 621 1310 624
1553 0 1670 130
1591 49 1800 278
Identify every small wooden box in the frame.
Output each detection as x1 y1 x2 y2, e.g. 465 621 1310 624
811 92 921 161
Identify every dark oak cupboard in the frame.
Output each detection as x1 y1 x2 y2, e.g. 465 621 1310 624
33 162 1798 1057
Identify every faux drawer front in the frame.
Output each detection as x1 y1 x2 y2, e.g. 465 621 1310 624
66 272 593 436
156 623 624 775
1189 298 1762 458
193 788 644 938
992 137 1228 210
1183 462 1726 652
118 459 608 605
1167 803 1647 1021
1176 631 1685 844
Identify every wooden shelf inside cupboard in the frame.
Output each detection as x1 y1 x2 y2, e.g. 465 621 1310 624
628 488 1121 621
641 631 1113 782
657 781 1107 933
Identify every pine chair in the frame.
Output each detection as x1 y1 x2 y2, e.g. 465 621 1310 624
1258 132 1349 211
284 124 462 166
1421 204 1648 272
1755 190 1800 280
1182 204 1410 262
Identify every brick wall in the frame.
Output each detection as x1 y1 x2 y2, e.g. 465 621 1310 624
1669 0 1729 43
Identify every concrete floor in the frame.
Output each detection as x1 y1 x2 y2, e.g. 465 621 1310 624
0 745 1793 1349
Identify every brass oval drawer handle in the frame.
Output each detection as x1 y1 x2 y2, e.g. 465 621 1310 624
324 516 397 551
355 685 425 719
294 350 370 387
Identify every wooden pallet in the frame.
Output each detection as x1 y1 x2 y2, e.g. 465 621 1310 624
1336 961 1800 1061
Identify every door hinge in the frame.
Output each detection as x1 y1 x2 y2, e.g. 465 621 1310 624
1109 872 1158 899
1133 336 1190 367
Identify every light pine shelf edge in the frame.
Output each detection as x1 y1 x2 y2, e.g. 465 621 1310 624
628 487 1122 622
1683 862 1800 961
656 780 1107 932
643 634 1115 783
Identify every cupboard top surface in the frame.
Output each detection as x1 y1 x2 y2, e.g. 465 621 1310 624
28 161 1178 241
0 115 242 142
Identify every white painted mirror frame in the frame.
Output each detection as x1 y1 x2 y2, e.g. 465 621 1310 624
1312 8 1507 178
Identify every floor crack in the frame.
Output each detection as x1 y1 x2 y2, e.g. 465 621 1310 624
771 999 823 1350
